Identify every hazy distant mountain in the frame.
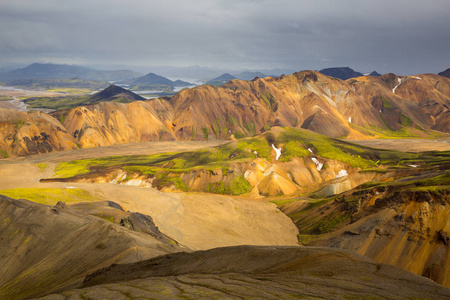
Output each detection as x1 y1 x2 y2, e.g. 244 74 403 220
234 71 267 80
206 73 237 86
438 68 450 78
319 67 363 80
123 73 192 90
369 71 382 76
0 63 142 82
85 84 145 104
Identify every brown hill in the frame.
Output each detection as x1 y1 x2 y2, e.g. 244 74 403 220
0 108 77 157
0 195 183 299
1 70 449 157
39 246 450 299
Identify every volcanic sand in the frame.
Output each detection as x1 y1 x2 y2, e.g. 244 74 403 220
0 140 299 250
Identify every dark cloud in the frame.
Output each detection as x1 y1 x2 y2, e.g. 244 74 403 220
0 0 448 74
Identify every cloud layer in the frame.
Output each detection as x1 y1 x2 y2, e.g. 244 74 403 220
0 0 449 74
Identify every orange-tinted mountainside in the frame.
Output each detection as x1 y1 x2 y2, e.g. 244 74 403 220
1 71 449 156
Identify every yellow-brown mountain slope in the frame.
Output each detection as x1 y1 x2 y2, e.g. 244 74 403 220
1 71 449 157
61 71 449 150
0 108 77 158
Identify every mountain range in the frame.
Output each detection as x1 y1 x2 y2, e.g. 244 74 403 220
0 70 449 157
120 72 192 91
0 63 142 82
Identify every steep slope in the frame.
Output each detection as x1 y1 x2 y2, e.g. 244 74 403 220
83 84 145 104
40 246 450 299
319 67 363 80
0 108 77 157
348 73 450 133
62 100 176 148
279 157 450 288
0 195 183 300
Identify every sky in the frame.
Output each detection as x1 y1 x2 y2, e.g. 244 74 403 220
0 0 449 75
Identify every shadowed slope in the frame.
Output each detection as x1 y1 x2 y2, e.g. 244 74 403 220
40 246 450 299
0 196 184 300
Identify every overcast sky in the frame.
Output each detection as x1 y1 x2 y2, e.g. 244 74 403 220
0 0 449 75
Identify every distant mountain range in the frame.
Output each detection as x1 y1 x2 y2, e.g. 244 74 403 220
0 63 142 82
206 73 237 86
121 73 192 91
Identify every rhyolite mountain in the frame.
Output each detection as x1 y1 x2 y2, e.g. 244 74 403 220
0 63 142 82
439 68 450 78
0 70 449 157
206 73 237 85
319 67 364 80
121 72 192 90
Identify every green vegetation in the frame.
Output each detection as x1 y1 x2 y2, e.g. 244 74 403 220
381 96 391 109
400 114 413 127
8 78 108 92
0 188 95 205
260 92 278 112
201 127 209 140
0 96 13 101
0 149 8 158
36 163 49 172
278 128 376 168
24 95 89 110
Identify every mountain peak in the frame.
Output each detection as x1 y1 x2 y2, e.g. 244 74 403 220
86 84 145 104
319 67 363 80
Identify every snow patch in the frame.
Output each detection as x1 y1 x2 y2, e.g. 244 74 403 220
308 148 313 153
413 76 421 80
336 170 348 178
392 77 402 94
272 144 282 160
348 116 352 123
311 157 323 171
408 164 419 168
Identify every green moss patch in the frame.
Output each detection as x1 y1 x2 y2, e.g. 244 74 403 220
0 188 95 205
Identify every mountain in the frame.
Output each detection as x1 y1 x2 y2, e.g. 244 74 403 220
206 73 237 85
439 68 450 78
319 67 364 80
122 72 192 90
369 70 382 76
84 84 145 104
234 71 267 80
0 63 142 82
0 195 183 299
0 108 78 157
1 70 449 157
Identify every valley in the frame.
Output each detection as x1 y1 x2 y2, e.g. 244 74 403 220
0 66 449 299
